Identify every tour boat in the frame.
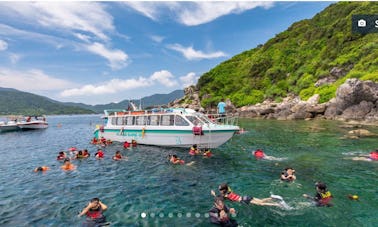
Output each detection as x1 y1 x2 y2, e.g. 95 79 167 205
94 108 240 148
0 120 19 132
17 116 48 130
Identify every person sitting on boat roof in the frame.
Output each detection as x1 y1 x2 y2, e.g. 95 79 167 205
56 151 67 161
281 167 296 182
189 144 201 155
303 182 333 207
61 158 76 171
34 166 49 172
95 149 104 159
211 183 283 207
168 154 185 165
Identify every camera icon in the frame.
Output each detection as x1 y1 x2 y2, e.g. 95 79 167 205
357 19 366 27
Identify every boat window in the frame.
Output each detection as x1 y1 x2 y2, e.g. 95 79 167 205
111 117 117 125
174 115 189 126
116 117 124 125
149 115 160 126
125 116 135 125
136 116 146 125
160 115 174 126
186 116 202 125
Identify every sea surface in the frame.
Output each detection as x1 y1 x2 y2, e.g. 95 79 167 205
0 115 377 227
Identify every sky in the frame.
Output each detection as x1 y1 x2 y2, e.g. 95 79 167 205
0 1 333 105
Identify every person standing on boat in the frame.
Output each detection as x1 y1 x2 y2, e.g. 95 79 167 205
217 99 226 117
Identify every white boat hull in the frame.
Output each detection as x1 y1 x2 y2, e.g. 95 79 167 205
18 121 48 130
0 124 19 132
95 126 238 148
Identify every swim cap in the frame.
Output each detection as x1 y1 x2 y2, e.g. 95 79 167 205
254 149 264 158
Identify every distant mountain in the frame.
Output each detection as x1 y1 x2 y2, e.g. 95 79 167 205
0 87 94 115
0 88 184 115
66 89 185 113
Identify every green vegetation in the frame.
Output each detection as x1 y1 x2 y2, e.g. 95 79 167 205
197 2 378 108
0 88 94 115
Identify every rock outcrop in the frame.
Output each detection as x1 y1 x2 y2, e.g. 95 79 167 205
170 79 378 124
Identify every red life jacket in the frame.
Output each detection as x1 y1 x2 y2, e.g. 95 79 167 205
254 150 265 159
226 192 241 202
86 207 103 219
370 151 378 160
319 191 332 205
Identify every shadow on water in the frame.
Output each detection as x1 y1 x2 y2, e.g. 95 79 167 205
0 116 377 226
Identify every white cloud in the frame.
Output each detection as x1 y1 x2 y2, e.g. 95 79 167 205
0 2 114 41
167 43 227 60
60 70 179 97
0 39 8 51
0 68 73 91
60 77 152 97
85 42 128 70
124 2 273 26
150 35 164 43
150 70 178 87
177 2 274 26
180 72 199 88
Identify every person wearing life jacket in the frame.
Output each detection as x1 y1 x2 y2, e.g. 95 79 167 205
82 149 90 158
91 137 98 144
281 167 296 182
34 166 49 172
253 149 265 159
75 150 85 159
203 148 213 158
123 141 130 149
369 150 378 160
303 182 333 207
169 154 185 165
211 183 282 207
189 144 201 155
112 150 126 160
95 149 104 159
78 198 108 225
61 158 76 171
209 196 238 227
131 139 137 147
56 151 67 161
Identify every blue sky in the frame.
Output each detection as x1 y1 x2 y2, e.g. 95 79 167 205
0 1 333 105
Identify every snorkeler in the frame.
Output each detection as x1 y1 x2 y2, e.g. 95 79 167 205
211 183 283 207
34 166 49 172
112 151 127 160
303 182 333 207
281 167 296 182
78 198 108 225
253 149 265 159
350 149 378 161
56 151 67 161
95 149 104 159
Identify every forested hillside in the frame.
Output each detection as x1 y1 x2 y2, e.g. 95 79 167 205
0 88 94 115
197 2 378 108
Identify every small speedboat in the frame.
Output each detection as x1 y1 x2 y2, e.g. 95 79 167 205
17 116 48 130
0 120 20 132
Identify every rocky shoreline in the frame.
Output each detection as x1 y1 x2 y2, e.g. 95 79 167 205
170 78 378 126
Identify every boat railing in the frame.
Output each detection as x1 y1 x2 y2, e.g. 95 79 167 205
207 113 239 126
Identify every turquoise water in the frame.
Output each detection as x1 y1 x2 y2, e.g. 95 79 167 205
0 115 377 227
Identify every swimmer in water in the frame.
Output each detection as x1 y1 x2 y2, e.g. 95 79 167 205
61 158 76 171
280 167 296 182
253 149 286 161
168 154 185 165
112 150 127 160
303 182 333 207
56 151 67 161
349 149 378 162
211 183 283 207
78 197 108 225
189 144 201 155
34 166 49 172
209 196 238 227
